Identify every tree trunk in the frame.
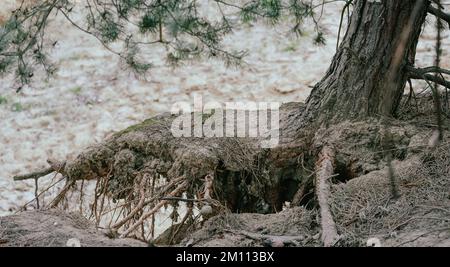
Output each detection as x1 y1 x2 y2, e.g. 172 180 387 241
302 0 429 125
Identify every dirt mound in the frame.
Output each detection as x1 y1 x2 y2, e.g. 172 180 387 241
181 207 320 247
0 209 146 247
331 144 450 247
179 145 450 247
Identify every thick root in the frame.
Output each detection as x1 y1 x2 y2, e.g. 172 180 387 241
315 146 339 247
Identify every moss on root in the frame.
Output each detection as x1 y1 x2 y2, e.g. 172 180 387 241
113 117 160 138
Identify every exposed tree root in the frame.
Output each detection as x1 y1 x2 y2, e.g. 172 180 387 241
111 174 148 230
11 98 445 245
120 180 188 238
13 167 54 181
12 103 311 240
291 177 311 206
315 146 338 247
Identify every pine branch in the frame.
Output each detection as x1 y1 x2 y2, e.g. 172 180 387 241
407 66 450 88
13 167 54 181
411 66 450 76
428 6 450 28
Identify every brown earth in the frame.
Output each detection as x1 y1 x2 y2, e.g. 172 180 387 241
0 209 146 247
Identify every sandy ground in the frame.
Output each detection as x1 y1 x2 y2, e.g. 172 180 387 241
0 1 449 221
0 209 147 246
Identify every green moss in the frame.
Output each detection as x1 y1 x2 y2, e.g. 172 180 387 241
0 95 7 105
70 86 82 95
11 102 23 112
113 117 158 137
282 43 297 52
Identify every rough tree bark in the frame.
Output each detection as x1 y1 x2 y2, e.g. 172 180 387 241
302 0 429 125
265 0 431 210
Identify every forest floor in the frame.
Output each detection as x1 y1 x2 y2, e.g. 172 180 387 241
1 133 449 247
0 1 450 246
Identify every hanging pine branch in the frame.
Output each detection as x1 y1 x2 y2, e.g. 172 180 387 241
0 0 324 91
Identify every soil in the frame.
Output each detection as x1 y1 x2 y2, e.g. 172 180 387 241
0 209 146 247
179 148 450 247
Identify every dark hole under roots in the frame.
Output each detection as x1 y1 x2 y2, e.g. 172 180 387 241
214 159 322 214
334 161 356 184
213 149 400 215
